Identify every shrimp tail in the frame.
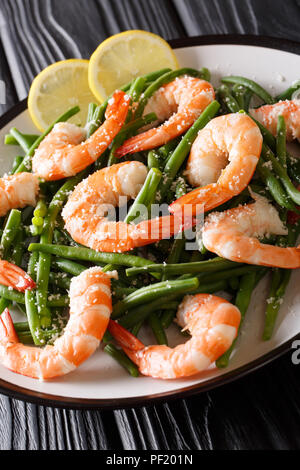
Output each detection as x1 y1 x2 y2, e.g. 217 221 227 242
115 129 159 158
108 320 144 350
134 214 196 247
0 309 19 344
170 186 234 216
0 260 36 292
108 320 144 363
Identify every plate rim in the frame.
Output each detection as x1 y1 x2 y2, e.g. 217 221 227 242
0 33 300 410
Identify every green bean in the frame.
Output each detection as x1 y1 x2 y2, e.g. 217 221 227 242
0 209 21 258
229 277 239 290
25 251 42 345
126 257 237 277
0 283 68 307
113 286 137 299
85 105 103 138
216 271 257 368
86 103 97 124
35 172 86 326
221 76 275 104
125 167 162 224
262 268 283 341
10 227 24 266
0 298 10 315
156 100 220 202
256 158 297 210
276 80 300 101
112 277 199 319
14 106 80 173
135 68 204 118
34 198 47 218
119 294 179 329
29 242 161 269
200 67 211 82
148 150 162 170
10 156 24 174
131 321 143 337
158 137 181 159
232 84 246 109
9 128 35 153
118 113 157 140
217 84 240 112
104 343 139 377
276 115 287 167
52 258 86 276
129 76 147 103
174 177 187 199
49 272 71 290
160 308 177 329
198 265 258 285
263 222 300 340
261 144 300 206
189 279 229 295
162 235 186 282
5 133 39 148
14 321 63 344
148 312 168 345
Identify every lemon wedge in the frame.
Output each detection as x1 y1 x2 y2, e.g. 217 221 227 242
28 59 98 132
88 30 179 102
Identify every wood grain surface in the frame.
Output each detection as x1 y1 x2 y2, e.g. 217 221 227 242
0 0 299 450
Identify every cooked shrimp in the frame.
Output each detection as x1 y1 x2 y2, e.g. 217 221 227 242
115 77 215 157
0 260 36 292
0 267 116 379
0 172 38 290
108 293 241 379
202 195 300 268
0 172 39 217
62 161 184 252
32 90 130 181
250 99 300 141
170 113 262 216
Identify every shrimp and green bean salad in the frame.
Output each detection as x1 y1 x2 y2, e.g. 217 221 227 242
0 67 300 380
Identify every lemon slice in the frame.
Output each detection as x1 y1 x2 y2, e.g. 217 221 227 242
88 30 179 102
28 59 98 132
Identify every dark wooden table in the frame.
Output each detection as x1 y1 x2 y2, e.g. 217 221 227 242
0 0 299 450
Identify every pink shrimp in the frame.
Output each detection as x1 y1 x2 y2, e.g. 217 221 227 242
202 196 300 268
170 113 262 216
250 99 300 141
0 267 115 379
108 294 241 379
62 161 186 253
115 76 215 157
32 90 130 181
0 172 38 291
0 172 39 217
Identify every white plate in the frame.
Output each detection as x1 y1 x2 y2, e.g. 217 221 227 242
0 35 299 409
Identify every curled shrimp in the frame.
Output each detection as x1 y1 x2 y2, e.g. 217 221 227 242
0 267 116 379
62 161 184 252
250 99 300 141
202 195 300 268
115 76 215 157
108 294 241 379
170 113 262 216
32 90 130 181
0 172 38 291
0 172 39 217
